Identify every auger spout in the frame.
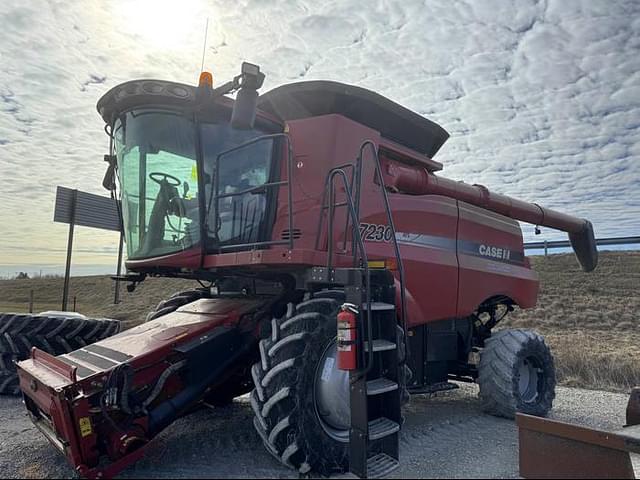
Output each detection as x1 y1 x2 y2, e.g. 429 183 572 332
383 161 598 271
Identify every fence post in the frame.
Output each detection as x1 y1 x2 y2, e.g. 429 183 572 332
544 240 548 257
73 296 77 312
28 289 34 313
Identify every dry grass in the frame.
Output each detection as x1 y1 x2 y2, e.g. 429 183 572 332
0 251 638 391
504 251 640 392
0 274 191 329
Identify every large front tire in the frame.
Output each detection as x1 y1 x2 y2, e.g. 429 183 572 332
250 293 350 476
478 329 556 419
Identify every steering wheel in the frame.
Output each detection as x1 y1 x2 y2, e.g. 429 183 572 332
149 172 181 186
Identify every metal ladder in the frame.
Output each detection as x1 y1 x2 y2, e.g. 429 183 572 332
314 142 407 478
348 269 402 478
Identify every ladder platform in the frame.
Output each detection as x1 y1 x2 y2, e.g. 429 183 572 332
368 417 400 440
364 340 396 352
366 377 398 396
367 453 400 478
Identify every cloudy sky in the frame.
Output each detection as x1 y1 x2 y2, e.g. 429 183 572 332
0 0 638 276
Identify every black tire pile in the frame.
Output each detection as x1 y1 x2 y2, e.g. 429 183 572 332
0 313 121 395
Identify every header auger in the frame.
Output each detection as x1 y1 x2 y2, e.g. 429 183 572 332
16 63 597 478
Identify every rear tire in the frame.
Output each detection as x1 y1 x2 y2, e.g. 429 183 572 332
478 329 555 419
250 292 349 476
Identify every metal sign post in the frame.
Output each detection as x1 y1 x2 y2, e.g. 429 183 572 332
114 230 124 304
54 186 122 311
61 189 78 311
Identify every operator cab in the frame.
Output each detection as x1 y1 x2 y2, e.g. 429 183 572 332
99 64 282 263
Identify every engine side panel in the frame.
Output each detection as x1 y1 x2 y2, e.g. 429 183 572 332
456 202 538 316
361 194 460 327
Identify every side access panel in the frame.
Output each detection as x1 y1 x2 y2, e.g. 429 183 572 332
362 194 459 326
456 201 538 316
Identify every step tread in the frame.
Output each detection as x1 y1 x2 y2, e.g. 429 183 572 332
364 302 395 312
368 417 400 440
364 339 397 352
367 453 400 478
366 377 399 396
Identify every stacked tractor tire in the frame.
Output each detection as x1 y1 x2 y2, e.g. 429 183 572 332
0 313 120 395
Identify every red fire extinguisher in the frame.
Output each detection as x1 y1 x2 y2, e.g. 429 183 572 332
337 303 358 370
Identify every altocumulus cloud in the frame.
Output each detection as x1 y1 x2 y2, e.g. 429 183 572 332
0 0 638 271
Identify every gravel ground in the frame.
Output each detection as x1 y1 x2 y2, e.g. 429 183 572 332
0 385 635 479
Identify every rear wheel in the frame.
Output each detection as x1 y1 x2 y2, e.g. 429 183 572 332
478 329 555 419
250 291 350 476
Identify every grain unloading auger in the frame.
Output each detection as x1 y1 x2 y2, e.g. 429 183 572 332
17 63 598 479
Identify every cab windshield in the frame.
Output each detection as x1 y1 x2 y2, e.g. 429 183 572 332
114 109 275 260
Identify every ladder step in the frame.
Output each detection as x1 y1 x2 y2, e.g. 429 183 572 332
364 340 396 352
368 417 400 440
364 302 395 311
366 377 399 396
367 453 400 478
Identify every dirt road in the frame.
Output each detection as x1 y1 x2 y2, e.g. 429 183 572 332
0 384 634 478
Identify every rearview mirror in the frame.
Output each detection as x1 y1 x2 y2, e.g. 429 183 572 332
102 154 116 191
231 62 266 130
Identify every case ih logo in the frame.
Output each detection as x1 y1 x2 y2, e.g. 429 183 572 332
478 244 512 261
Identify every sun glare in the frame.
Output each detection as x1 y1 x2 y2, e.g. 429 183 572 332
119 0 208 50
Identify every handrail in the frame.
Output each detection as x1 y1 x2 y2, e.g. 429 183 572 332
314 163 357 255
320 141 410 376
325 168 375 379
356 141 409 366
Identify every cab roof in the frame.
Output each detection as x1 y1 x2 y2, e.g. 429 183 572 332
97 79 449 159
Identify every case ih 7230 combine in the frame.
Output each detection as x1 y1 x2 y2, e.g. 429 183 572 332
16 64 597 478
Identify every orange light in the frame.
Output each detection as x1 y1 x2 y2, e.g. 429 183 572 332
198 71 213 88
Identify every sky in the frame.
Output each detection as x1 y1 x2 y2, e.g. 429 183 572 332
0 0 638 277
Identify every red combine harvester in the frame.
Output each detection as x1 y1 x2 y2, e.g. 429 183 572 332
16 63 598 478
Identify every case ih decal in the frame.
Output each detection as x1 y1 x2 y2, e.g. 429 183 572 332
478 244 512 261
370 226 524 265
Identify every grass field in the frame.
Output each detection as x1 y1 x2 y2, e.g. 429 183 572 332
504 251 640 392
0 251 638 392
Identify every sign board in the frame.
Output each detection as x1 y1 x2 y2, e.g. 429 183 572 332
53 186 124 310
54 186 121 231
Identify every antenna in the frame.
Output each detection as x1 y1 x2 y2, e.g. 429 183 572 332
200 18 209 73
